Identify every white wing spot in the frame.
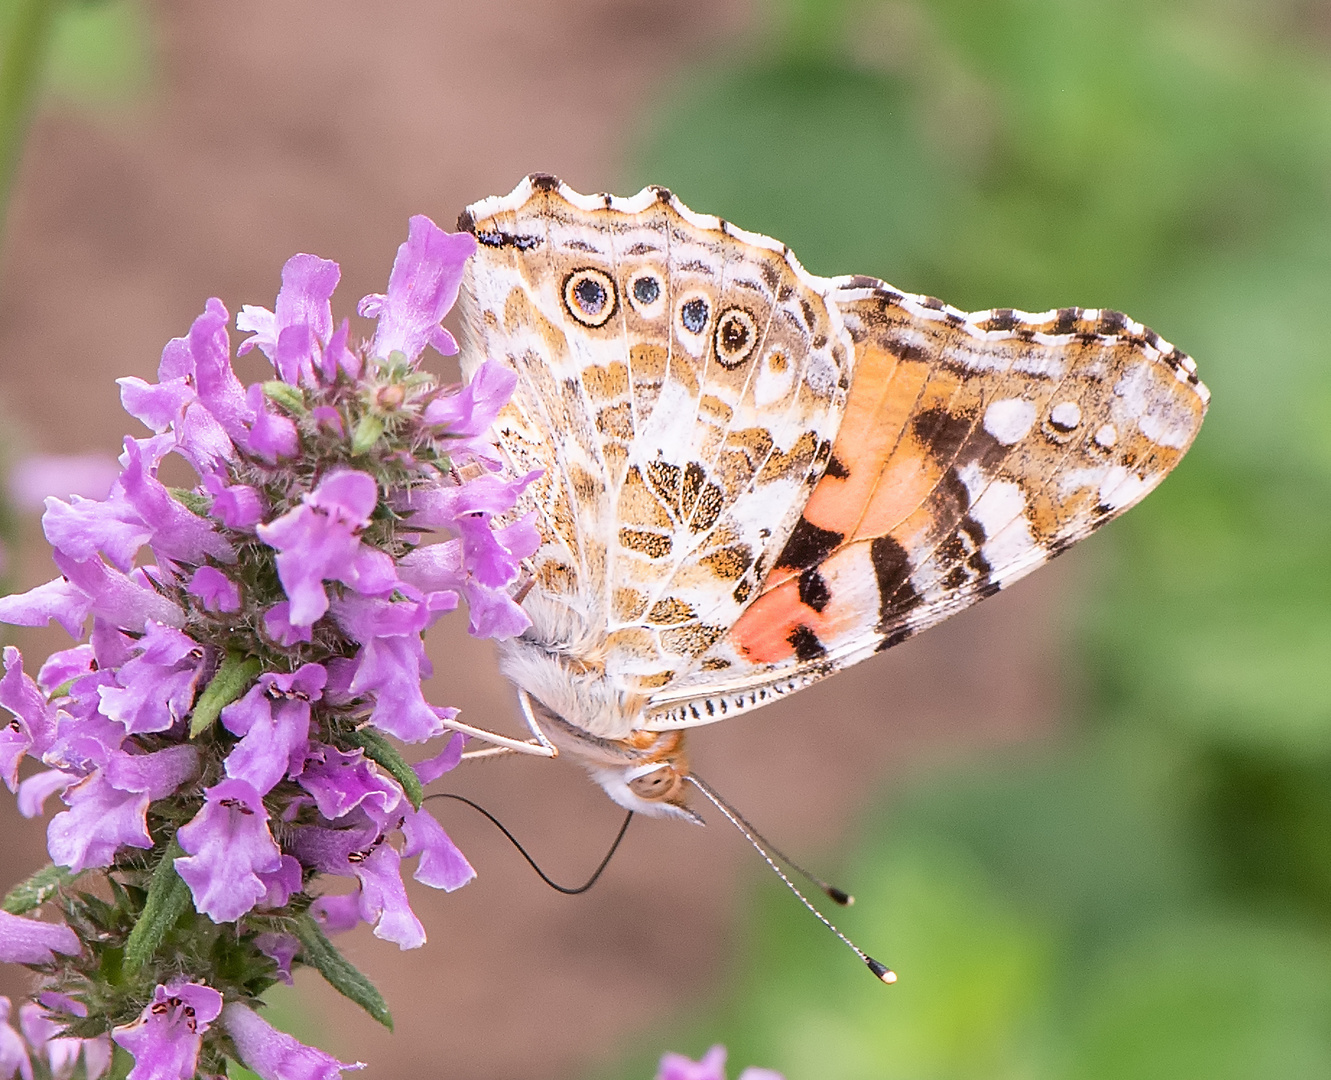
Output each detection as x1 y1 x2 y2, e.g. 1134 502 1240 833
1049 401 1081 431
983 398 1038 445
1094 423 1118 449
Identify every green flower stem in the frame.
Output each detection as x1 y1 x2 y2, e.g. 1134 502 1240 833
0 0 60 242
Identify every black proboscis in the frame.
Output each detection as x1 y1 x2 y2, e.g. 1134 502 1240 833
426 793 633 895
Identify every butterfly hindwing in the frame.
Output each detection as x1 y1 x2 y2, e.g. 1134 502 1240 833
645 281 1208 728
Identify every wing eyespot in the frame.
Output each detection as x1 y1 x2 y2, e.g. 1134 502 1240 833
714 307 758 369
628 270 666 317
563 268 617 327
678 295 710 336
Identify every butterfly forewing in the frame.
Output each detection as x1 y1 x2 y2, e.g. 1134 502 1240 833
645 285 1208 728
459 177 856 700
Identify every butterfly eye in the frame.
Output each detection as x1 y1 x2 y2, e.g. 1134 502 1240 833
679 296 710 335
714 308 758 369
563 268 617 327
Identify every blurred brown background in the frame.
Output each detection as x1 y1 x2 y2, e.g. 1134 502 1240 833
0 2 1071 1076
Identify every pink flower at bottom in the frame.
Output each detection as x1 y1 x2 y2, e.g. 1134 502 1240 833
111 981 222 1080
656 1046 783 1080
222 1003 362 1080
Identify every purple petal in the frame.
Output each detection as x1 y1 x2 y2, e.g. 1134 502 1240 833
37 645 94 694
0 911 80 965
0 998 32 1080
657 1047 731 1080
353 843 425 949
254 934 300 986
222 1002 362 1080
400 806 474 891
187 566 241 613
0 576 93 637
41 491 151 572
420 361 517 443
112 981 221 1080
0 647 57 777
348 637 444 743
175 778 283 923
262 603 312 646
117 376 194 435
360 217 475 363
118 439 235 566
330 592 430 643
95 623 203 735
309 893 360 936
243 384 300 462
51 551 185 634
322 317 359 381
412 732 464 785
297 747 403 822
47 774 150 872
205 479 264 529
221 674 316 797
257 855 303 910
276 255 340 358
17 770 76 818
189 299 254 440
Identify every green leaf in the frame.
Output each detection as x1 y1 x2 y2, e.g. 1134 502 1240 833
344 727 423 810
2 863 72 914
169 488 212 516
191 653 262 737
123 837 192 973
351 413 385 456
294 915 393 1029
263 380 306 415
107 1044 134 1080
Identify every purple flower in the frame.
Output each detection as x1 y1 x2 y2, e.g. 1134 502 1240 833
48 745 199 873
400 807 474 891
237 254 341 387
243 384 300 463
111 981 222 1080
204 477 264 529
36 645 94 694
257 855 304 910
18 1003 84 1080
420 361 517 457
95 623 203 736
256 471 396 628
347 636 444 743
254 933 300 986
117 438 236 567
358 216 474 363
261 602 313 647
297 747 403 822
0 998 31 1080
290 823 423 948
221 666 324 796
16 769 75 818
0 912 80 966
175 778 283 923
656 1047 783 1080
309 892 360 936
187 566 241 613
222 1002 362 1080
0 648 58 791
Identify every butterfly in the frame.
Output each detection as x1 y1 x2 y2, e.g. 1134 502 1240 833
453 173 1208 822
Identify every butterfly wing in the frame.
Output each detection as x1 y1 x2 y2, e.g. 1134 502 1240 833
457 176 857 712
645 281 1208 728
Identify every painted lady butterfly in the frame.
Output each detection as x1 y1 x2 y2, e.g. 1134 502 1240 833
454 173 1208 823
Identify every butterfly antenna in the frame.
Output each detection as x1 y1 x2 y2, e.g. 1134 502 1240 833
685 774 896 984
425 793 632 895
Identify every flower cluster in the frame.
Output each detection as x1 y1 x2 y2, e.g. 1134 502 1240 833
0 216 536 1078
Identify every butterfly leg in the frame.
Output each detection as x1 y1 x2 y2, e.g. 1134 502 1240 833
436 708 558 758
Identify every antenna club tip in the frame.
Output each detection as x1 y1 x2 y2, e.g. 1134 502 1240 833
827 887 854 906
867 958 897 984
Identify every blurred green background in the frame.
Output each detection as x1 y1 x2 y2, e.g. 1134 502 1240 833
2 0 1329 1077
604 0 1331 1076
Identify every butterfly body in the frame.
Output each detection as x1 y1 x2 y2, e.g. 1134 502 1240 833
456 174 1208 819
